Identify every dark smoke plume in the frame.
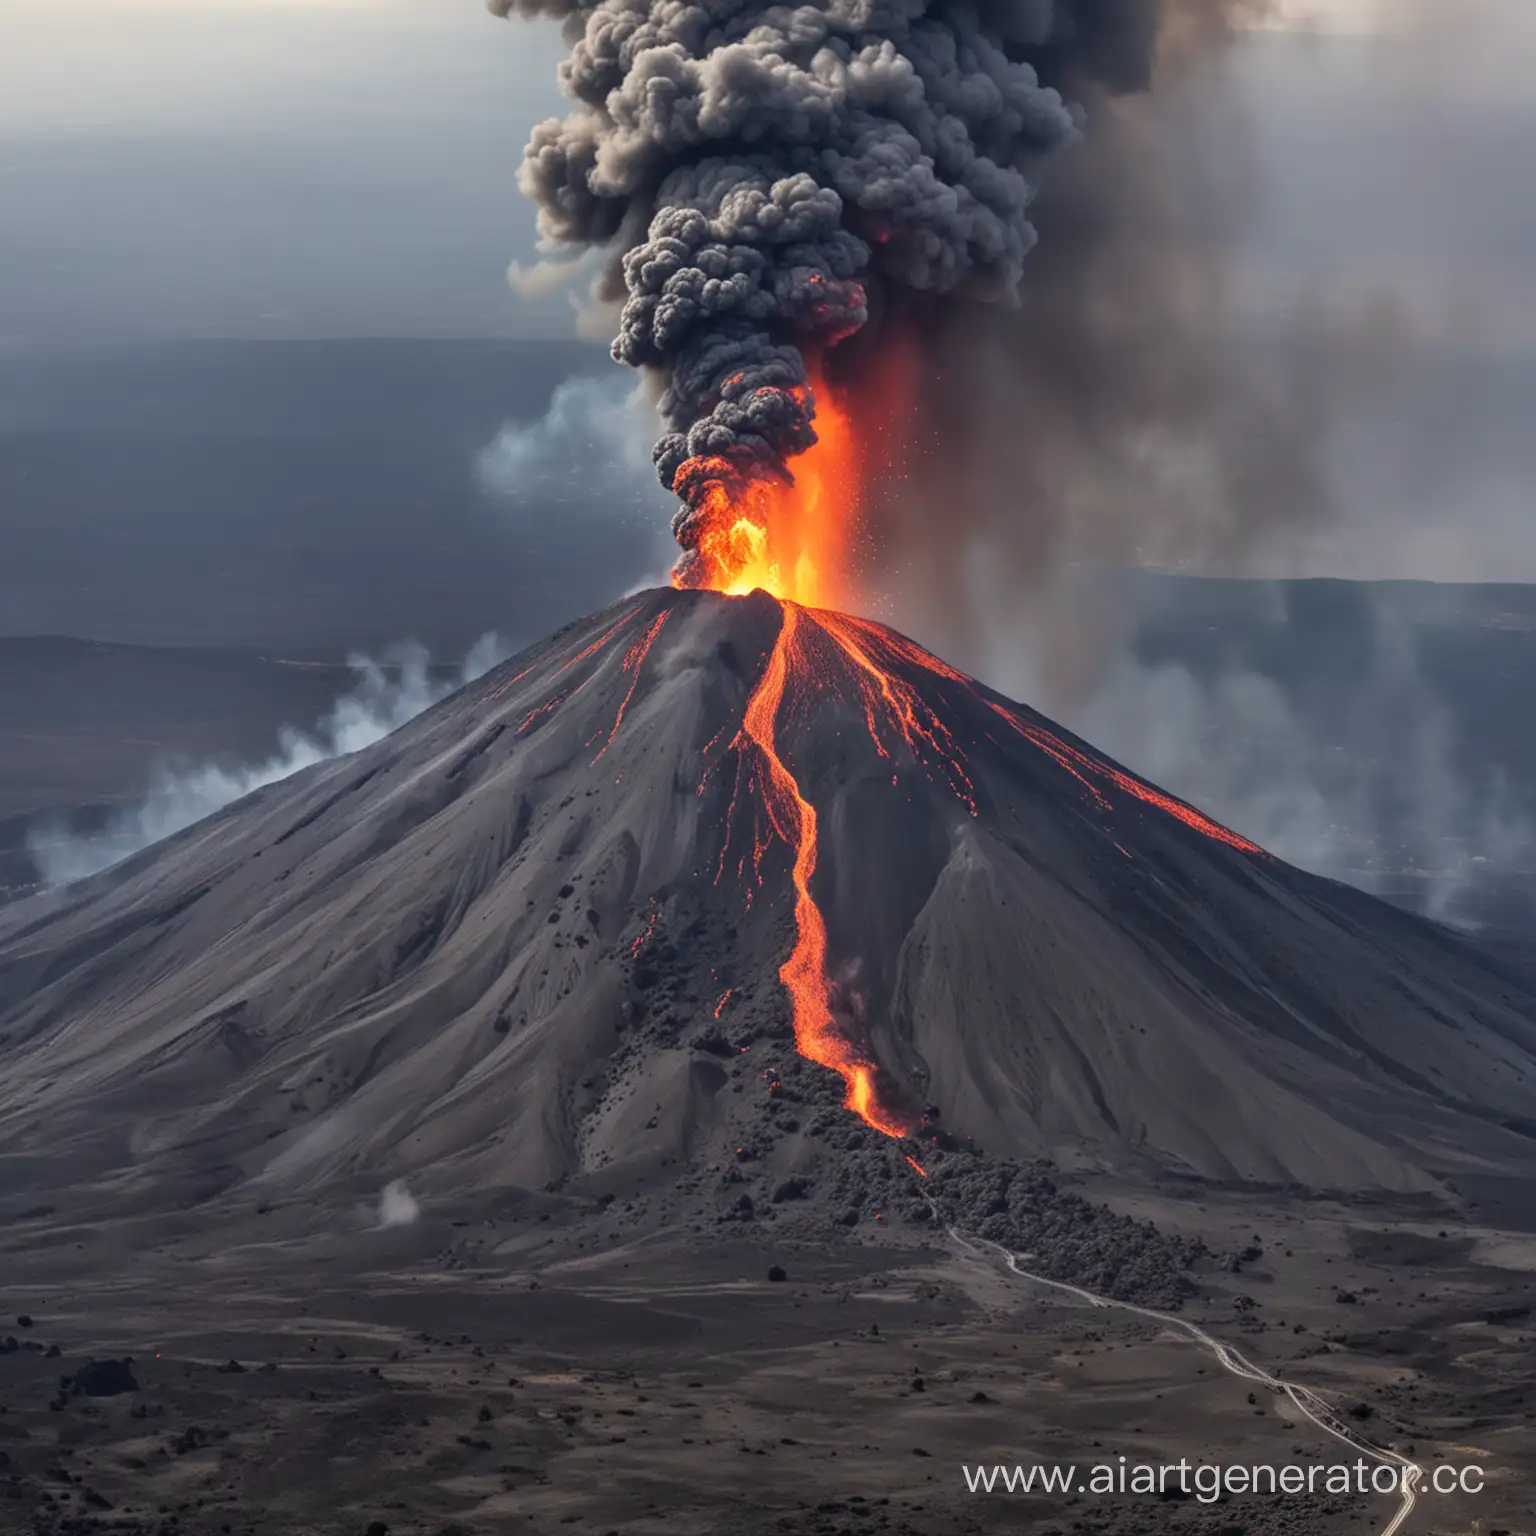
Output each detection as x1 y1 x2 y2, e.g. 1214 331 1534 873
863 0 1341 681
493 0 1290 595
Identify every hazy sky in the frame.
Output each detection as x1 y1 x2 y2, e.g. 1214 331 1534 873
3 0 1536 588
4 0 1535 351
0 0 568 342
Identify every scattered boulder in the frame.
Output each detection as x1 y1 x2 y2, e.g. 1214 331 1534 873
767 1265 788 1283
170 1424 227 1454
70 1359 139 1397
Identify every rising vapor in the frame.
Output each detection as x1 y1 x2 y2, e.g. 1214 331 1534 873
478 370 660 502
375 1180 422 1230
27 636 510 886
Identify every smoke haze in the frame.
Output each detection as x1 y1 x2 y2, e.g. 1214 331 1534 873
983 577 1536 929
27 636 510 887
478 371 663 512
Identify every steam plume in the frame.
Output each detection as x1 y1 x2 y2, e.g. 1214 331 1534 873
27 637 509 887
491 0 1261 587
375 1180 422 1229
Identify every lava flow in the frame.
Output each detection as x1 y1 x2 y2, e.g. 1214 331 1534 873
478 338 1260 1139
735 602 911 1139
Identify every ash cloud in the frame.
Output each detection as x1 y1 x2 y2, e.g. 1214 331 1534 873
495 0 1216 587
856 1 1342 666
27 636 510 887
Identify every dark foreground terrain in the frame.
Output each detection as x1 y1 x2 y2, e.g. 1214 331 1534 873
3 1183 1534 1536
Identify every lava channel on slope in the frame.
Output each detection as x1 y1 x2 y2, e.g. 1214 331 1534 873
481 577 1266 1144
708 594 1269 1140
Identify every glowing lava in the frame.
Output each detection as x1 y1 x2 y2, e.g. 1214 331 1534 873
809 610 977 814
712 594 1268 1138
473 343 1265 1147
983 702 1268 857
591 610 670 763
736 602 911 1138
673 344 917 606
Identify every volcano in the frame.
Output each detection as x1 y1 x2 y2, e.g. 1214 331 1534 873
3 590 1536 1241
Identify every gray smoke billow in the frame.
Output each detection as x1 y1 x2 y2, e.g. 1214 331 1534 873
491 0 1269 589
27 636 510 887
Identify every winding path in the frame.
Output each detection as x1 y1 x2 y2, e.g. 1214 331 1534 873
947 1226 1424 1536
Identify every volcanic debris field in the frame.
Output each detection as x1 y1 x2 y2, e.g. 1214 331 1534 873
2 589 1536 1532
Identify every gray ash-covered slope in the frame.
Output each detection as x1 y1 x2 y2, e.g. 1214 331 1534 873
1 589 1535 1234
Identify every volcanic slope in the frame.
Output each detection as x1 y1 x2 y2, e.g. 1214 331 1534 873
2 589 1535 1235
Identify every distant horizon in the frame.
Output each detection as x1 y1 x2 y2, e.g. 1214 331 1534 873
5 568 1535 659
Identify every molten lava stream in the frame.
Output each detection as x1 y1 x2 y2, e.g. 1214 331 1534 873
741 603 909 1139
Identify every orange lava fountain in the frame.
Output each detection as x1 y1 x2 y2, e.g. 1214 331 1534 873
738 602 911 1138
674 342 918 607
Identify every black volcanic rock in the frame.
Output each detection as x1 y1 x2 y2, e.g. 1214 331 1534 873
69 1359 139 1397
1 586 1535 1247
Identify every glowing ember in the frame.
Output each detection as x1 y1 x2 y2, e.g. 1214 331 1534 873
487 603 642 703
517 695 567 736
809 610 977 814
630 902 660 958
905 1155 928 1178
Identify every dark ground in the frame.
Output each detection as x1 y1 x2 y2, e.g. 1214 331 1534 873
2 1184 1533 1536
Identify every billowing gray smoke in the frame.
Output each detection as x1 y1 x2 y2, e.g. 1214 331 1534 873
490 0 1222 586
